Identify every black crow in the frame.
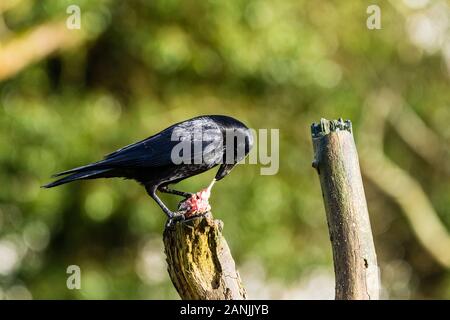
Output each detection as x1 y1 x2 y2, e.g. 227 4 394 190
44 115 253 223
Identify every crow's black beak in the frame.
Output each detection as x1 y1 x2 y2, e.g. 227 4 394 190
215 163 236 181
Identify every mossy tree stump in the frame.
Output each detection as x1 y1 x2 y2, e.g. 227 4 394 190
163 213 247 300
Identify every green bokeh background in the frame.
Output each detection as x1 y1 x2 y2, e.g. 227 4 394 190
0 0 449 299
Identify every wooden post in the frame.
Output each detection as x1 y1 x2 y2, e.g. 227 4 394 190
163 213 247 300
311 118 379 300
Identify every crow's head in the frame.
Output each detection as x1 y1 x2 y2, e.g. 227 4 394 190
215 124 253 181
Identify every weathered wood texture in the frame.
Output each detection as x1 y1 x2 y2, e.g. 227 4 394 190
311 118 379 300
163 213 247 300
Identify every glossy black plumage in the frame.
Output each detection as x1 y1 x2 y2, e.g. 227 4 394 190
44 115 253 219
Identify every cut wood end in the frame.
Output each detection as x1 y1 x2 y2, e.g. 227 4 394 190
311 118 353 138
165 212 216 231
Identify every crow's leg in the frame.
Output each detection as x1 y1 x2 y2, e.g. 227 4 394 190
145 185 175 219
158 185 193 198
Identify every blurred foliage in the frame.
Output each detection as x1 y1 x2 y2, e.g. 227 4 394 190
0 0 449 299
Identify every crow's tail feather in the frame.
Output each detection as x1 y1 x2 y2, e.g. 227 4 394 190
42 168 112 188
50 160 108 178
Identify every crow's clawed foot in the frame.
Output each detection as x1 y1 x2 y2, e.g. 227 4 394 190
165 213 185 228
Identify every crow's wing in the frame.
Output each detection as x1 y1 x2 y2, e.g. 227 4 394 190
102 129 178 167
104 119 224 167
53 118 224 177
